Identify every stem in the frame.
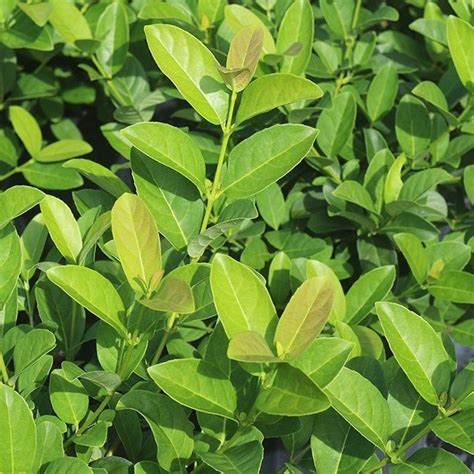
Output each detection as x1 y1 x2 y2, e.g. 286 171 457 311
199 90 238 235
0 352 9 383
150 312 179 366
0 159 34 182
352 0 362 30
91 55 128 107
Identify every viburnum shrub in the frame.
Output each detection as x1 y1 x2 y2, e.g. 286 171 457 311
0 0 473 472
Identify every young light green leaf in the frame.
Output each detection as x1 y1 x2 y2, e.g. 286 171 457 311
447 16 474 93
256 182 288 230
224 5 275 55
210 254 278 344
324 367 392 449
140 276 194 314
35 139 92 163
235 73 322 124
0 385 37 473
95 2 129 77
40 195 82 263
395 95 431 157
122 122 206 192
275 277 334 359
226 26 263 92
320 0 354 38
227 331 280 363
256 365 330 416
148 358 238 420
46 265 127 339
111 193 161 294
9 105 42 157
131 150 204 250
367 64 398 123
117 390 194 471
394 233 428 285
48 0 92 44
144 24 228 126
276 0 314 75
376 302 451 405
384 153 406 204
291 337 353 388
0 223 21 305
316 92 356 158
221 124 317 199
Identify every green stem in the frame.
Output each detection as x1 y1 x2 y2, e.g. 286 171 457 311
91 55 128 107
199 90 238 235
0 158 34 182
352 0 362 30
150 312 179 366
0 352 9 384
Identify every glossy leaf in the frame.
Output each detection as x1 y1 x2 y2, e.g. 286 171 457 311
0 224 21 305
144 24 228 125
227 330 280 363
9 105 42 157
376 302 451 405
394 233 428 285
367 64 398 123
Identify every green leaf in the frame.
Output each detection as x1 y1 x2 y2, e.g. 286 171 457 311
227 330 280 363
464 165 474 205
384 153 406 204
122 122 206 192
291 337 353 388
428 270 474 304
47 265 128 339
226 26 263 92
111 193 161 294
447 16 474 93
399 168 453 202
63 158 130 198
33 419 64 472
144 24 229 125
256 365 330 416
13 328 55 374
256 182 288 231
391 447 471 473
224 5 275 55
35 139 92 163
394 233 428 285
210 254 278 344
131 149 204 250
412 81 457 126
387 363 437 446
0 385 37 473
431 410 474 454
367 64 398 123
198 440 263 474
188 199 258 259
222 124 317 199
274 277 334 359
23 162 83 190
45 457 93 473
48 0 92 44
0 223 21 305
49 368 88 425
40 195 82 263
140 276 194 314
18 2 52 27
395 95 431 157
311 409 374 474
324 367 392 449
333 180 377 214
235 73 322 124
276 0 314 76
376 302 451 405
148 358 238 420
96 2 129 77
316 92 356 158
345 266 395 324
9 105 42 157
117 390 194 472
320 0 354 38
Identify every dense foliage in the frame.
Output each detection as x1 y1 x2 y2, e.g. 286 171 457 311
0 0 474 472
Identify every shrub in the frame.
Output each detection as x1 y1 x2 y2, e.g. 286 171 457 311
0 0 473 472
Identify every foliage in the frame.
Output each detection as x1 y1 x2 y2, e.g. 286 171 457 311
0 0 474 472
